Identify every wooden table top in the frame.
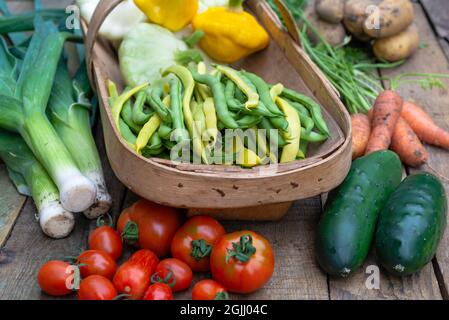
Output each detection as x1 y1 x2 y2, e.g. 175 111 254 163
1 0 448 300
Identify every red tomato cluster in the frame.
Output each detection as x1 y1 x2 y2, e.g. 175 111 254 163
37 199 275 300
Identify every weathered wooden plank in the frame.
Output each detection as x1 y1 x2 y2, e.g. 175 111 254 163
327 3 444 300
379 3 449 299
420 0 449 40
0 198 90 300
0 164 26 248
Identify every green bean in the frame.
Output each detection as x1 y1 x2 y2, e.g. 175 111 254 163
119 119 137 146
297 140 309 159
217 120 225 131
132 91 153 125
269 116 289 132
289 101 314 133
281 88 330 136
259 118 287 147
300 129 328 143
148 86 172 123
236 114 262 128
142 145 165 158
158 123 172 140
235 85 246 103
147 132 162 150
189 66 239 129
216 65 259 109
242 71 284 117
121 99 142 134
162 139 176 149
225 80 277 117
169 78 190 144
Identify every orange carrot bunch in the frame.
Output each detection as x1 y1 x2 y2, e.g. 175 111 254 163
351 90 449 167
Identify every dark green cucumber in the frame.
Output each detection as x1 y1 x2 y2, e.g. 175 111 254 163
315 150 402 277
375 173 447 276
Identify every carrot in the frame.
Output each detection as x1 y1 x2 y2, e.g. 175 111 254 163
365 90 403 154
390 117 429 167
367 108 374 122
401 100 449 149
351 114 371 160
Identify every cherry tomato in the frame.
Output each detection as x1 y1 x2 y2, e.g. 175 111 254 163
142 283 173 300
210 231 275 294
78 275 117 300
89 225 123 260
192 279 229 300
113 249 159 299
77 250 117 280
153 258 193 292
37 260 73 296
117 199 183 257
171 216 225 272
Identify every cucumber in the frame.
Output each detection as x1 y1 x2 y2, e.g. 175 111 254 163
315 150 402 277
375 173 447 276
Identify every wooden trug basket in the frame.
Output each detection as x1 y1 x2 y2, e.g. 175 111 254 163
83 0 352 220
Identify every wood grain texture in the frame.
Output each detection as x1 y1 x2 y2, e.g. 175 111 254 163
380 3 449 299
420 0 449 39
0 165 26 248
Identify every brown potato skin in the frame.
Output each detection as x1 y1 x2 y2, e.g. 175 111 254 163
363 0 414 38
304 3 347 46
373 23 419 62
343 0 381 41
315 0 346 24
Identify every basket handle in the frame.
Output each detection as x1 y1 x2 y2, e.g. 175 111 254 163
84 0 123 86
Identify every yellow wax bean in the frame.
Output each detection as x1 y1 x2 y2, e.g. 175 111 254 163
276 97 301 163
215 65 259 109
135 114 161 155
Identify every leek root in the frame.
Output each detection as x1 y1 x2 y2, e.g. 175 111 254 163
0 131 75 238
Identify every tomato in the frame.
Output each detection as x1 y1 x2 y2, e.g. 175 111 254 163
171 216 225 272
192 279 229 300
142 283 173 300
77 250 117 280
210 231 275 294
153 258 193 292
88 225 123 260
117 199 183 257
37 260 73 296
113 249 159 299
78 275 117 300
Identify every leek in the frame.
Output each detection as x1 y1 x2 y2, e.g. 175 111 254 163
0 18 96 213
48 60 112 218
0 130 75 239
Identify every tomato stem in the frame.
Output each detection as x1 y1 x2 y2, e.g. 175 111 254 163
96 213 113 227
214 291 230 300
226 234 256 263
120 221 139 245
190 239 212 261
151 269 177 289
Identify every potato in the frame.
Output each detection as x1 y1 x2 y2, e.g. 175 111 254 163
305 5 347 46
373 23 419 62
315 0 346 24
344 0 381 41
363 0 414 38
